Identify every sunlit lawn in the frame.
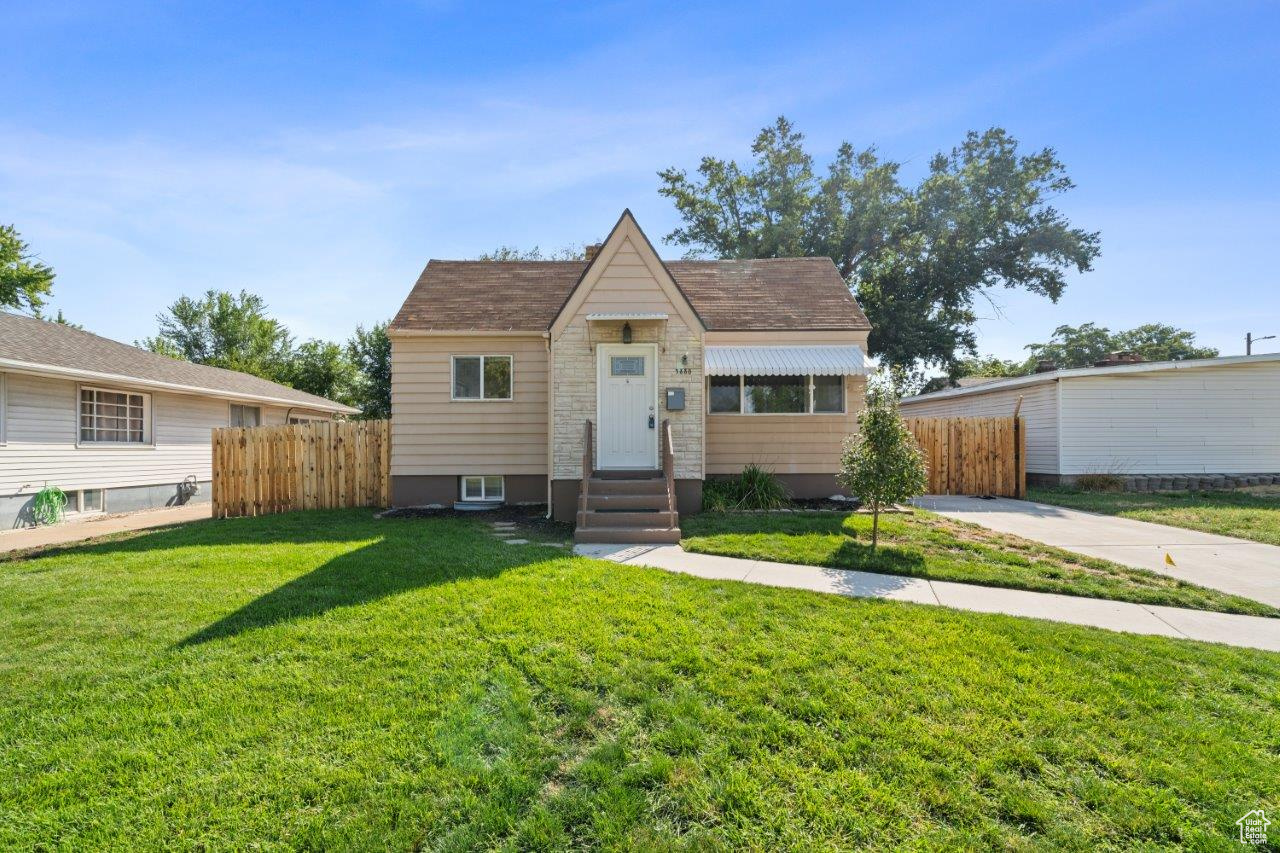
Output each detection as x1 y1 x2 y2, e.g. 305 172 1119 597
681 509 1279 617
1029 486 1280 546
1 510 1277 849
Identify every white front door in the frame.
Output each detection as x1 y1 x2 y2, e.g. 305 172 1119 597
597 344 658 469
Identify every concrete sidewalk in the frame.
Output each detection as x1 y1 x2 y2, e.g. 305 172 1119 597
574 543 1280 652
914 495 1280 608
0 503 212 554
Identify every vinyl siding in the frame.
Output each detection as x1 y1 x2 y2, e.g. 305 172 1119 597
0 371 319 495
390 336 549 476
702 331 868 476
899 381 1059 474
1057 363 1280 474
705 373 866 475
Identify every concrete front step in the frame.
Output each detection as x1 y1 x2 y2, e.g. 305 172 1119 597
592 469 663 480
576 510 679 528
580 492 670 511
574 526 682 544
586 477 668 496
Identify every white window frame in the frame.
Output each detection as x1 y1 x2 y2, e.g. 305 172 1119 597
450 355 514 402
228 402 263 428
460 475 505 501
706 374 846 416
76 384 153 447
71 488 106 515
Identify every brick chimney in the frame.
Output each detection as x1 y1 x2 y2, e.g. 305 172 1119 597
584 243 603 262
1093 350 1145 368
1033 359 1058 373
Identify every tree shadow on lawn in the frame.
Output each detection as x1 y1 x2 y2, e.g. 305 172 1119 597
827 538 928 576
181 514 568 647
17 510 563 648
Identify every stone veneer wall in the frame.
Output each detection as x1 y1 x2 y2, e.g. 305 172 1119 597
552 317 704 480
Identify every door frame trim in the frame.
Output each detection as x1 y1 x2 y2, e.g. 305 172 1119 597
595 342 660 470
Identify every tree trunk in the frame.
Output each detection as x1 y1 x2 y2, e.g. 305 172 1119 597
871 500 880 552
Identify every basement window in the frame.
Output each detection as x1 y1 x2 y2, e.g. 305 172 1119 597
461 475 504 502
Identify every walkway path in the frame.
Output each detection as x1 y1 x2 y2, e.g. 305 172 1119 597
914 495 1280 608
0 503 212 554
574 543 1280 652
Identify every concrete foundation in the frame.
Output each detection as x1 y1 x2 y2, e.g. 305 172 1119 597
1029 472 1280 492
2 480 209 530
391 474 547 508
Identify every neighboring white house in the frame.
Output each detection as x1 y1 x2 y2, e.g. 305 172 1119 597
0 311 358 528
899 353 1280 486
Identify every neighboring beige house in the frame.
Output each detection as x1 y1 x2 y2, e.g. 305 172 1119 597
388 209 871 541
900 353 1280 487
0 311 358 528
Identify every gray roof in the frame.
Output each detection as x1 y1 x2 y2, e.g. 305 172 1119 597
901 352 1280 405
0 311 358 413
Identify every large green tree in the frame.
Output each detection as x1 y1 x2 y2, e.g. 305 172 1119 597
477 245 586 261
658 118 1101 377
1025 322 1219 369
140 290 294 382
347 323 392 419
286 339 359 405
923 322 1220 392
0 224 55 313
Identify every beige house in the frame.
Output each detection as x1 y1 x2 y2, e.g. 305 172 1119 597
388 210 871 541
0 311 357 528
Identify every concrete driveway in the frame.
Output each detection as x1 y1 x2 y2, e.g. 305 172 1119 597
914 495 1280 608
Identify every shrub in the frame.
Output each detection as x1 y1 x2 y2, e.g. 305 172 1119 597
838 387 927 551
704 464 790 511
1074 473 1124 492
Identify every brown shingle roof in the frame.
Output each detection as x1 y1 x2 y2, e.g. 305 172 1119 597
0 311 358 413
389 257 870 332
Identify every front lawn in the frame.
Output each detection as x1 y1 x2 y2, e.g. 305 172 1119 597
1028 486 1280 546
2 510 1277 849
681 510 1279 617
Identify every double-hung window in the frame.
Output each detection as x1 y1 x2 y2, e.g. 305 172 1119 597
707 375 845 414
80 386 150 444
452 355 512 400
230 404 262 427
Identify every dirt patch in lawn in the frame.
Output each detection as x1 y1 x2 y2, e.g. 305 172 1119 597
378 503 573 539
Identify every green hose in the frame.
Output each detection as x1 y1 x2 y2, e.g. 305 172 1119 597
31 485 68 526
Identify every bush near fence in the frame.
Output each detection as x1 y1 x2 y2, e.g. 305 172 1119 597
212 420 390 518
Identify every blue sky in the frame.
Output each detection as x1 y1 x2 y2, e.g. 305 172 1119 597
3 0 1278 361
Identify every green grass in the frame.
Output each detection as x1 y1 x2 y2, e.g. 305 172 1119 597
1029 486 1280 546
1 510 1277 849
681 510 1280 617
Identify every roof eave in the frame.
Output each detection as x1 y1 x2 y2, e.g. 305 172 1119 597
900 352 1280 404
0 357 360 414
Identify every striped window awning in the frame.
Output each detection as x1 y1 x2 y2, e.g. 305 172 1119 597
704 345 868 376
584 312 669 321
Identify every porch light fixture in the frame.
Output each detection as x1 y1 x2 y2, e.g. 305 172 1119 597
621 322 633 344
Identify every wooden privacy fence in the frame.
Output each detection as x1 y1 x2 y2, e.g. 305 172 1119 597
904 416 1026 498
212 420 390 518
